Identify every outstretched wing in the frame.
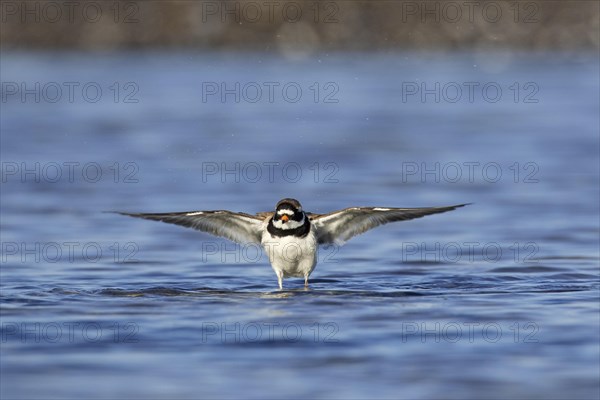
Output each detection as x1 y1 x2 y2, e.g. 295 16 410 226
311 204 469 245
116 210 265 244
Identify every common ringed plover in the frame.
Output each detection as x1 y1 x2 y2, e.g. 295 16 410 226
118 199 468 289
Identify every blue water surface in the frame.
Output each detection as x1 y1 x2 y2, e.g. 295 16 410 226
1 51 599 399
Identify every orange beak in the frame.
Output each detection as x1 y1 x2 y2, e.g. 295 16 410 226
281 215 289 222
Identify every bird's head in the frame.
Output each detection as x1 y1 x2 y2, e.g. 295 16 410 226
272 198 305 230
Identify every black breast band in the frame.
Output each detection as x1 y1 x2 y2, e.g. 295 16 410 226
267 216 311 238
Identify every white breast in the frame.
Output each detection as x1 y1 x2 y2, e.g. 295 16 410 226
261 227 318 278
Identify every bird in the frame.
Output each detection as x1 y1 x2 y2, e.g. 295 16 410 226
117 199 468 290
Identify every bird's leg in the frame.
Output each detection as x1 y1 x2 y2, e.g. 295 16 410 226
277 271 283 290
304 276 309 289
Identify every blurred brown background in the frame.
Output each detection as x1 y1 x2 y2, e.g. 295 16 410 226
1 0 599 51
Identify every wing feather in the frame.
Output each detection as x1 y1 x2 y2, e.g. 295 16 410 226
116 210 264 244
312 204 469 244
